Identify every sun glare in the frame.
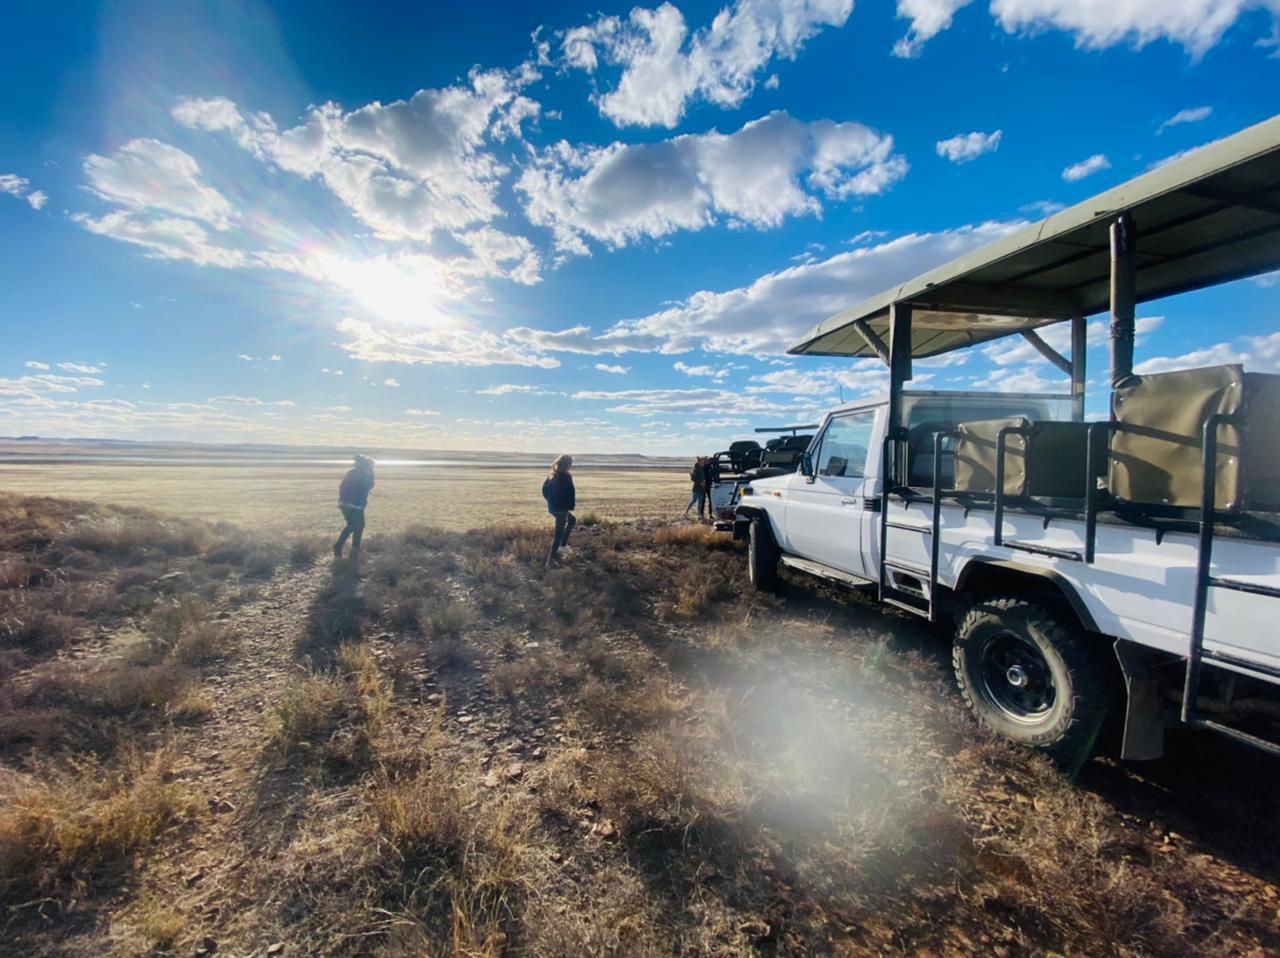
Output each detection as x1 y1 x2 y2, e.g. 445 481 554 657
320 254 454 327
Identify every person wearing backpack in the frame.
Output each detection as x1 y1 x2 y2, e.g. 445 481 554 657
334 454 375 559
542 454 576 569
683 456 708 520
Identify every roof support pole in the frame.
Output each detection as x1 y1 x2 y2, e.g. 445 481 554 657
886 302 913 480
1110 212 1137 387
1019 329 1072 375
852 319 890 365
1070 314 1087 422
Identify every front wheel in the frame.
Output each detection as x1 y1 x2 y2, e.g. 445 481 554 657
747 515 779 592
953 596 1111 768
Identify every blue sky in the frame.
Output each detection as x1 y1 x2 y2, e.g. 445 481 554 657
1 0 1278 455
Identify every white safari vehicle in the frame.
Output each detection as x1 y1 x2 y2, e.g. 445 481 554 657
734 115 1280 764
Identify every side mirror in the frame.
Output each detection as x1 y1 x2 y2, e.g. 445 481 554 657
800 452 814 479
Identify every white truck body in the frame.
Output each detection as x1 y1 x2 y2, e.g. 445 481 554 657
735 393 1280 759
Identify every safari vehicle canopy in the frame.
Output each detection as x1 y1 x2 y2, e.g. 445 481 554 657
789 112 1280 429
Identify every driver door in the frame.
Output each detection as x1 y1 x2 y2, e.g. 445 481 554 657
784 409 879 579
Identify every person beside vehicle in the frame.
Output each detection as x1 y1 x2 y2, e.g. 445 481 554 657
334 454 375 559
684 456 708 519
542 454 577 569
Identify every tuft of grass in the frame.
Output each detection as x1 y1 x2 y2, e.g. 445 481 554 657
268 674 347 759
289 535 329 568
0 748 195 903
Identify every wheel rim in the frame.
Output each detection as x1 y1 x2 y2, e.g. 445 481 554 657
978 631 1056 724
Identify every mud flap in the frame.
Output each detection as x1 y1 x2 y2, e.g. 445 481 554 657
1114 639 1166 760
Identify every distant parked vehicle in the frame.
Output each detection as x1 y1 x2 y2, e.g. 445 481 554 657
707 424 816 527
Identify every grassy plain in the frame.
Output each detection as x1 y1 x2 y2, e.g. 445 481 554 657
0 463 691 536
1 492 1278 957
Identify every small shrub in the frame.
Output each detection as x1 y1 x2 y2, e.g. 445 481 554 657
269 675 347 759
421 599 473 640
289 536 328 568
0 610 84 654
86 660 196 715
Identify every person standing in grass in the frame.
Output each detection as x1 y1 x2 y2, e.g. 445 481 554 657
684 456 708 520
334 454 375 559
542 454 576 569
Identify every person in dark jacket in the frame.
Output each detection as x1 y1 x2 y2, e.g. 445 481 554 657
684 456 711 520
334 454 375 559
541 454 576 569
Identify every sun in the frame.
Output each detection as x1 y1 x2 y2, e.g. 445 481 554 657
320 253 455 327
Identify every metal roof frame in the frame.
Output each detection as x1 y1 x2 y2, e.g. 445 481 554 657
790 114 1280 361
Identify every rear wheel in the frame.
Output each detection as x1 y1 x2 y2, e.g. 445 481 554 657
747 515 779 592
953 596 1111 769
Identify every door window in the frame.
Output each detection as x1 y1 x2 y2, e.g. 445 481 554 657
813 411 876 478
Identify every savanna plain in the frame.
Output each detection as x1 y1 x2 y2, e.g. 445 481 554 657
0 456 1278 957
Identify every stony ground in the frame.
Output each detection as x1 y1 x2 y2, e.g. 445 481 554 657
2 495 1278 957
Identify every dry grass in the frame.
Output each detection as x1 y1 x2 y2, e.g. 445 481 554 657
1 493 1278 958
0 748 195 903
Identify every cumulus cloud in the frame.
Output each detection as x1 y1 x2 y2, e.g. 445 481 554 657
383 378 401 387
893 0 975 57
1020 199 1066 217
989 0 1280 58
1157 105 1212 134
172 65 540 244
674 361 730 379
24 361 50 370
517 111 907 256
1134 331 1280 375
83 139 234 228
336 317 559 369
560 0 853 128
1062 153 1111 182
403 408 440 416
936 129 1002 163
57 362 103 374
590 221 1022 356
594 363 630 374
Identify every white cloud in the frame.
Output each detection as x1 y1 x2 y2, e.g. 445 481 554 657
1134 343 1249 375
336 317 560 369
209 395 296 406
171 65 540 244
24 361 50 370
893 0 975 57
71 211 246 268
0 374 106 399
403 408 440 416
475 384 555 396
454 226 543 285
517 112 906 255
1157 106 1212 134
58 362 103 374
0 174 29 196
383 378 401 387
1 173 46 210
1062 153 1111 182
674 361 730 380
83 139 234 228
560 0 853 128
763 73 780 89
935 129 1002 163
594 363 630 374
1020 199 1066 217
591 220 1022 356
988 0 1280 58
571 385 820 417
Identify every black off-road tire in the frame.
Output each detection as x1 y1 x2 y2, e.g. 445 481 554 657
953 596 1111 769
747 515 780 592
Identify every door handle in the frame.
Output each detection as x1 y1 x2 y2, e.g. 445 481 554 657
840 497 857 506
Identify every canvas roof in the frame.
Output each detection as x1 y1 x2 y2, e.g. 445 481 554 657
790 114 1280 359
